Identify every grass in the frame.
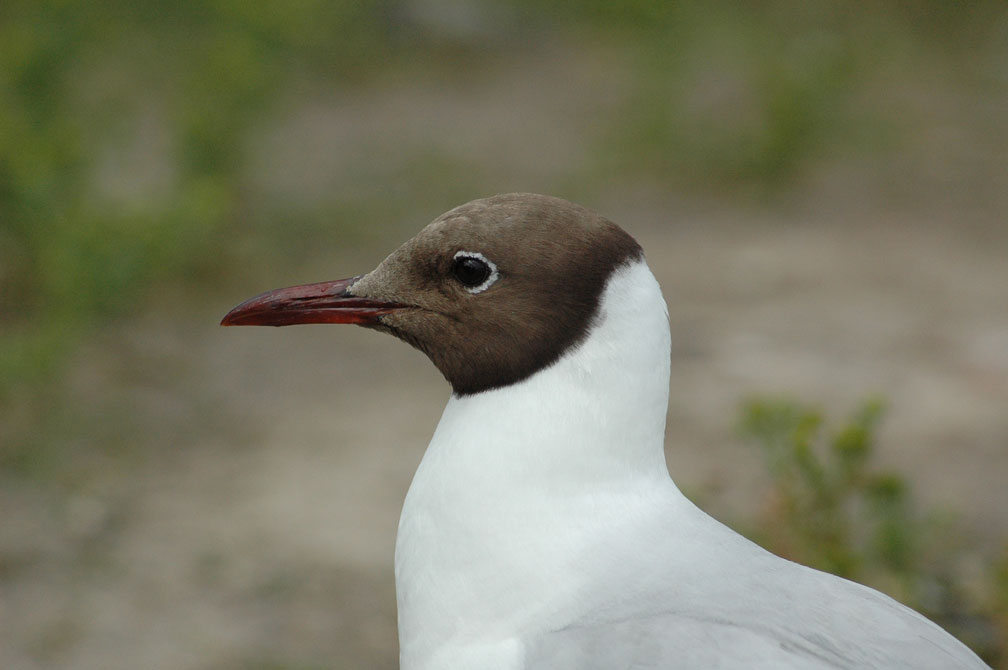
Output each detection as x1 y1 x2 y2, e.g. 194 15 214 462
737 396 1008 666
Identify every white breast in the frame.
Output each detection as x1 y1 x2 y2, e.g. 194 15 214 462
395 259 674 666
392 259 989 670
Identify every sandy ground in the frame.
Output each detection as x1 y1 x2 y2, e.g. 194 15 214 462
2 49 1007 670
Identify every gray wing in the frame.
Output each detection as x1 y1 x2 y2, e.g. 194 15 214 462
526 613 845 669
523 493 989 670
525 604 988 670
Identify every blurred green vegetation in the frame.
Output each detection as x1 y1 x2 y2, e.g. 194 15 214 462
3 0 1006 416
1 0 392 405
0 2 1006 665
738 397 1008 666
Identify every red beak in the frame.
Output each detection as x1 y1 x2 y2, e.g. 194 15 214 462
220 277 408 327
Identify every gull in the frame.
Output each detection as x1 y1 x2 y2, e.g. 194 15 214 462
222 193 989 669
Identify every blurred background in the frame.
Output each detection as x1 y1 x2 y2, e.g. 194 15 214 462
2 1 1007 668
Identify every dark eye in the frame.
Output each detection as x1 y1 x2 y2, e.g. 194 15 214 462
453 256 490 286
451 251 498 293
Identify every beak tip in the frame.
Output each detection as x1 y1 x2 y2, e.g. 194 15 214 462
219 277 403 328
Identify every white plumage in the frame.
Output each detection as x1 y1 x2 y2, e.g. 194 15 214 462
394 260 988 669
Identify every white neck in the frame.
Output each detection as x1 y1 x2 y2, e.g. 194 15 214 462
394 260 678 668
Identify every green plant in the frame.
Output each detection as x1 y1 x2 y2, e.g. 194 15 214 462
737 396 1005 666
